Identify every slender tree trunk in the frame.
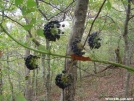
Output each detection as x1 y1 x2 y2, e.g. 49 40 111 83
45 39 51 101
123 0 131 98
0 69 2 95
24 35 33 101
62 0 89 101
0 58 2 95
6 49 15 101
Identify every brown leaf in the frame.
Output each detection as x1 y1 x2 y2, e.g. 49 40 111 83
70 54 91 61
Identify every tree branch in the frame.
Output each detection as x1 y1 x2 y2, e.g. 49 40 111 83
35 0 49 20
36 0 75 21
83 0 107 47
1 24 134 72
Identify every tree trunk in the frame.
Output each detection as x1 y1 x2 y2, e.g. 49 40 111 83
45 39 51 101
6 49 15 101
123 0 131 98
62 0 89 101
0 58 2 95
24 35 33 101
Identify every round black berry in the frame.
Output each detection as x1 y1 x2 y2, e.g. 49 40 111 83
55 73 72 89
24 55 39 70
71 38 85 56
43 21 61 41
88 32 101 49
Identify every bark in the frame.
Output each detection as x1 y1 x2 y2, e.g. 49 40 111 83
62 0 89 101
123 0 131 98
45 39 51 101
6 49 15 101
0 58 2 95
115 48 122 64
24 35 33 101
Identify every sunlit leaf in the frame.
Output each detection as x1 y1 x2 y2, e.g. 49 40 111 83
22 6 36 15
37 29 44 37
27 0 36 8
15 0 24 6
23 25 33 30
106 0 112 10
30 18 36 25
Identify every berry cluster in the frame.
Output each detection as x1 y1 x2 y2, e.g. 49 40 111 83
71 38 85 56
43 20 65 41
25 55 39 70
88 32 101 49
55 70 72 89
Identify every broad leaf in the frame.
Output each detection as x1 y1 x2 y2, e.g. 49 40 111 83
27 0 36 8
106 0 112 10
23 24 33 30
37 29 44 37
30 18 36 25
15 0 24 6
22 6 36 15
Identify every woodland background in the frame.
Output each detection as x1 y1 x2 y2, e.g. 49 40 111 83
0 0 134 101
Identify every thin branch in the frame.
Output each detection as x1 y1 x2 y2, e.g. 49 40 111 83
46 0 75 20
1 13 41 46
35 0 49 20
38 0 62 11
24 16 41 46
36 0 75 21
0 14 24 27
0 23 70 58
1 24 134 72
129 15 134 20
83 0 107 47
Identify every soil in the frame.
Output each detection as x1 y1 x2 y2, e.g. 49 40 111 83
36 68 134 101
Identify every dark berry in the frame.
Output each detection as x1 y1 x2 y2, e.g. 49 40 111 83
62 70 66 74
71 38 85 56
43 20 62 41
55 73 72 89
24 55 39 70
88 32 101 49
62 24 65 27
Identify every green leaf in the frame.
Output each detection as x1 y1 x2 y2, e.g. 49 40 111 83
30 18 36 25
37 45 47 52
15 0 24 6
90 0 93 3
15 93 26 101
23 24 33 30
22 6 36 15
106 0 112 10
37 29 44 37
27 0 36 8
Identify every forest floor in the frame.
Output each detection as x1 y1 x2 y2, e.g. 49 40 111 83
36 67 134 101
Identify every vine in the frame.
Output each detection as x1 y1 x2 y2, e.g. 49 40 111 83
1 23 134 72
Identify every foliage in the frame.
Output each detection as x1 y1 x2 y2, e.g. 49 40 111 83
0 0 134 100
